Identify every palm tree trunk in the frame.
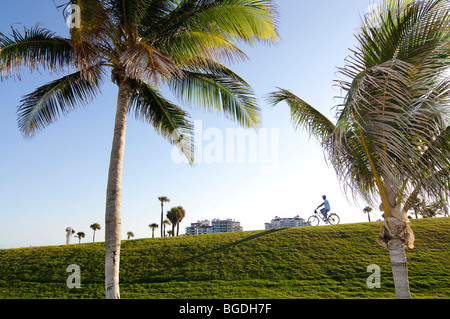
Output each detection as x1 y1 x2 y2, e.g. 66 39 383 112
105 81 130 299
93 230 96 243
388 238 411 299
160 203 164 238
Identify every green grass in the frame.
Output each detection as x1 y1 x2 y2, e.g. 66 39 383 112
0 218 449 299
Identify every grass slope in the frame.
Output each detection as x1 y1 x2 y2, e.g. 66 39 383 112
0 218 449 299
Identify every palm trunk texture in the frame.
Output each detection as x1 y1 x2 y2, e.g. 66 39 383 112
105 82 130 299
388 238 411 299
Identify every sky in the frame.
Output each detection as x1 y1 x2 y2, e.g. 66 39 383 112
0 0 387 249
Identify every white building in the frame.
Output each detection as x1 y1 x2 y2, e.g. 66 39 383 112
264 215 309 229
186 218 243 235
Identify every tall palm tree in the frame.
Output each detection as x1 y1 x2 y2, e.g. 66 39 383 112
158 196 170 238
76 231 86 244
90 223 101 243
149 223 159 238
127 231 134 240
0 0 278 298
162 219 170 238
363 206 373 222
269 0 450 299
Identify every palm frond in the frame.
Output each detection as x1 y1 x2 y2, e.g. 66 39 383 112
0 24 72 80
121 42 181 83
169 66 260 129
128 80 194 163
17 65 105 138
268 88 336 145
68 0 118 70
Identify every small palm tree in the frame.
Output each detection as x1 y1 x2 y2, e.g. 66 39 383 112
158 197 170 238
269 0 450 298
363 206 373 222
149 223 159 238
176 207 186 236
65 227 75 245
167 230 173 237
90 223 101 243
127 231 134 240
1 0 278 299
162 219 171 238
76 232 86 244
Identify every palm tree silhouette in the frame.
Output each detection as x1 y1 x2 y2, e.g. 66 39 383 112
149 223 159 238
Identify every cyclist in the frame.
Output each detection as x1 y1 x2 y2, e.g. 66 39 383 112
317 195 330 219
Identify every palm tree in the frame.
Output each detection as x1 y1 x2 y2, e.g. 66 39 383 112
269 0 450 299
167 230 173 237
363 206 373 222
90 223 101 243
158 197 170 238
149 223 159 238
76 231 86 244
0 0 278 298
166 207 183 237
127 231 134 240
176 206 186 236
162 219 170 238
65 227 75 245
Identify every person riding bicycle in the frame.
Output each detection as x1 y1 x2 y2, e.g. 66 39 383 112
317 195 330 219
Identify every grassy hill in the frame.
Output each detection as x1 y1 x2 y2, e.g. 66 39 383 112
0 218 449 299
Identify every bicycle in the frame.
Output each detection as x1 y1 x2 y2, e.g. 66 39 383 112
307 209 340 226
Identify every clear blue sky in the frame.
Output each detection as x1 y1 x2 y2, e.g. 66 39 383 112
0 0 385 249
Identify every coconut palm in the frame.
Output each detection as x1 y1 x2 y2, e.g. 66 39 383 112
76 231 86 244
158 196 170 238
0 0 278 298
363 206 373 222
127 231 134 240
162 219 170 237
90 223 101 243
149 223 159 238
269 0 450 299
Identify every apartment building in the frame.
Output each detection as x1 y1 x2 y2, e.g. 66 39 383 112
264 215 309 229
186 218 243 235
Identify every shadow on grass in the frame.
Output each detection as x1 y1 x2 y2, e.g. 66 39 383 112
147 228 285 282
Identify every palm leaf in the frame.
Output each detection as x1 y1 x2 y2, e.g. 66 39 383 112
128 80 194 163
268 88 336 145
17 65 105 138
169 66 260 129
0 24 72 80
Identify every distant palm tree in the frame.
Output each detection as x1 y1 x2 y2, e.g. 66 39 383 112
76 232 86 244
127 231 134 240
167 230 173 237
149 223 159 238
65 227 75 245
90 223 101 243
363 206 373 222
162 219 171 238
166 208 179 237
269 0 450 299
158 197 170 238
0 0 278 299
176 207 186 236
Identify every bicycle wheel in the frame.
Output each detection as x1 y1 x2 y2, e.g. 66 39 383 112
308 215 320 226
328 214 340 225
